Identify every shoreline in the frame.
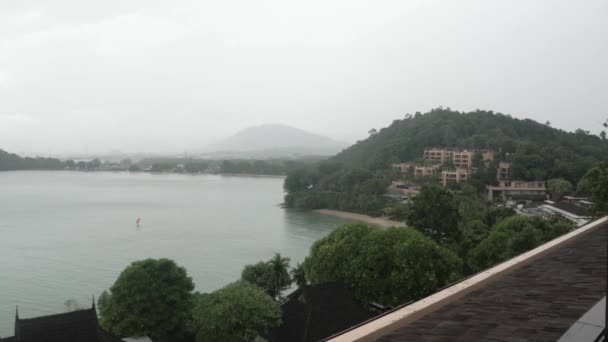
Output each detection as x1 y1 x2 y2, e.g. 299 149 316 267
0 169 286 178
313 209 406 227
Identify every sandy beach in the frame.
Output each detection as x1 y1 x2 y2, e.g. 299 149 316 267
313 209 406 227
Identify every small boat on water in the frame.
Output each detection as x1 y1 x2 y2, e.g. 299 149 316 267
136 217 141 226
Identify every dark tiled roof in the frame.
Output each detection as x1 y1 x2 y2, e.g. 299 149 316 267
0 308 124 342
268 282 376 342
550 201 590 217
378 223 606 342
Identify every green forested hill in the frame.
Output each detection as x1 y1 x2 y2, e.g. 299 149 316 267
0 149 65 171
334 108 607 181
283 108 608 215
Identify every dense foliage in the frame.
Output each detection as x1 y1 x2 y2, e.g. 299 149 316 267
0 149 66 170
302 223 462 306
192 281 281 342
467 216 572 272
406 184 460 244
333 109 607 181
578 164 608 215
98 259 195 342
284 109 608 214
241 253 292 300
547 178 574 201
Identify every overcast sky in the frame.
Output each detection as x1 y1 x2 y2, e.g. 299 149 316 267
0 0 606 155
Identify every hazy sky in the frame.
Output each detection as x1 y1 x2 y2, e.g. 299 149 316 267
1 0 606 155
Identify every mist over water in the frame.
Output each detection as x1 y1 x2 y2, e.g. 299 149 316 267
0 171 350 336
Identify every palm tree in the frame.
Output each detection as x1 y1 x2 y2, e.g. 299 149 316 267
268 253 291 300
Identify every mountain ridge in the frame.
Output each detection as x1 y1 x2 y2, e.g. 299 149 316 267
204 124 348 157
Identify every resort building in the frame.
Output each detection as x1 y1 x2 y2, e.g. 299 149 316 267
326 217 608 342
386 181 419 201
423 148 454 164
391 163 413 173
439 168 469 186
414 165 441 177
481 150 494 164
452 150 475 169
487 180 547 202
497 161 512 181
423 148 494 170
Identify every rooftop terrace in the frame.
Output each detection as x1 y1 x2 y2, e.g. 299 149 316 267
329 217 607 342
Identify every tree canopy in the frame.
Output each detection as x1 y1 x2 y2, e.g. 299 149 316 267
467 216 572 272
98 258 195 342
547 178 574 201
302 223 462 306
241 253 292 300
192 281 281 342
0 149 66 170
578 164 608 215
406 184 460 244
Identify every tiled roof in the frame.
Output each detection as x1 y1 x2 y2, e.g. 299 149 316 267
0 308 124 342
549 201 591 217
377 222 606 342
268 282 375 342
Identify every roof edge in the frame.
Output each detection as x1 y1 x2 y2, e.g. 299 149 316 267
328 216 608 342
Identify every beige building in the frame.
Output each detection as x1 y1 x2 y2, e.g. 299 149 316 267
487 180 547 202
423 148 493 170
482 150 494 164
392 163 413 173
452 150 475 169
414 164 441 177
423 148 453 164
440 168 469 186
497 161 511 181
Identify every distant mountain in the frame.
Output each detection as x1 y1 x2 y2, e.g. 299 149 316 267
204 124 348 157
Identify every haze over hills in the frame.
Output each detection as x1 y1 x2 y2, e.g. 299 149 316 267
202 124 349 158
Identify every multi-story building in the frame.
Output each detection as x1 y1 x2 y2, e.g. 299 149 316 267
423 148 451 164
497 161 511 181
487 180 547 202
423 148 493 170
414 164 441 177
452 150 475 169
386 181 420 201
392 163 413 173
440 168 469 186
481 150 494 164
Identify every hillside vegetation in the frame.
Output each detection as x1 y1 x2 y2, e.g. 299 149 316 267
0 149 65 170
284 108 608 215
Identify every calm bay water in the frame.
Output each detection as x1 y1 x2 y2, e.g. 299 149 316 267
0 171 351 336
